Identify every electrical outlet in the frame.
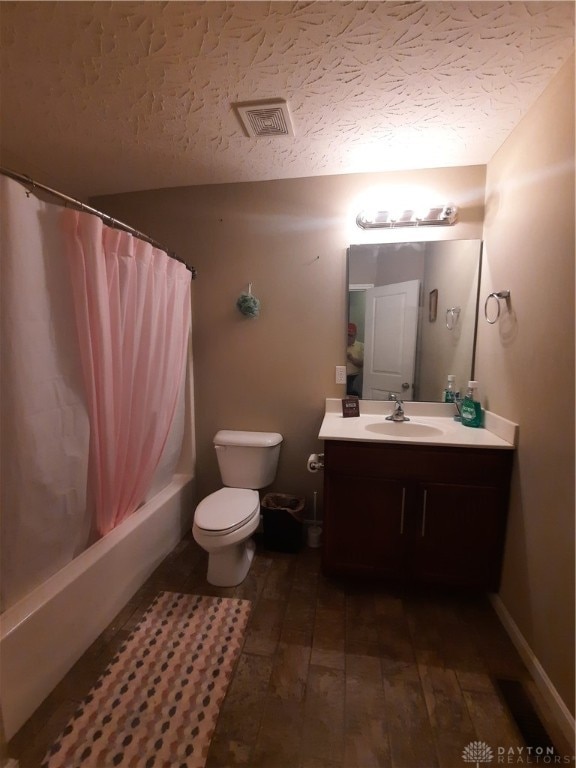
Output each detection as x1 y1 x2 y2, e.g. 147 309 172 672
335 365 346 384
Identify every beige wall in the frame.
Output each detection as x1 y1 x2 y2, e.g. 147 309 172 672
95 166 484 512
479 55 575 717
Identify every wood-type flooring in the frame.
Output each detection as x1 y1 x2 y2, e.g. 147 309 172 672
6 533 570 768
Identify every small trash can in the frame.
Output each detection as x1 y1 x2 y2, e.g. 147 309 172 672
261 493 305 553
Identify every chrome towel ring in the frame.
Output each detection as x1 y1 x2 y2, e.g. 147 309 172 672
485 290 511 324
445 306 461 330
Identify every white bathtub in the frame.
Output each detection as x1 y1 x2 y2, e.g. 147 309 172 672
0 473 195 741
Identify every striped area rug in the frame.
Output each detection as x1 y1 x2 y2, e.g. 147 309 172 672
42 592 251 768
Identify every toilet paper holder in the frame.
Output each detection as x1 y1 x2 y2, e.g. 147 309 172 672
307 453 324 472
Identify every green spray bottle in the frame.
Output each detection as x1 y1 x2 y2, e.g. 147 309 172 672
461 380 484 428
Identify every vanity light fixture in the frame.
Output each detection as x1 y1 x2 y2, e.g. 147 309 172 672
356 204 458 229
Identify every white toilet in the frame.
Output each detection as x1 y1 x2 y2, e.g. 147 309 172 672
192 429 283 587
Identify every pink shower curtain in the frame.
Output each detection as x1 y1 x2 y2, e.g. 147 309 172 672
61 209 191 536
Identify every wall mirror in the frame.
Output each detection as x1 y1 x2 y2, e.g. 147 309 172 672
347 240 482 402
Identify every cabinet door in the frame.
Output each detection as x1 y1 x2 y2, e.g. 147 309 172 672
412 482 508 589
323 472 407 577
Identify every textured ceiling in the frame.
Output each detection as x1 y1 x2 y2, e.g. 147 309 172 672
1 1 574 198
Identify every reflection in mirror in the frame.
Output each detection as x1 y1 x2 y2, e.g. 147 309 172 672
347 240 482 402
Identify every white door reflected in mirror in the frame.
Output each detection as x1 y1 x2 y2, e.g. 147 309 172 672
362 280 419 401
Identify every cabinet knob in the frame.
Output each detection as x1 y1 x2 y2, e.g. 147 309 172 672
402 382 410 390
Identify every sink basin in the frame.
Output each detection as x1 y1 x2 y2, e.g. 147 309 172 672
364 421 445 438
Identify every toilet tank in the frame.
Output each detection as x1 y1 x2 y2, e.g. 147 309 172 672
214 430 283 489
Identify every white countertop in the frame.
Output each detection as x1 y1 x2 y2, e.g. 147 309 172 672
319 399 518 449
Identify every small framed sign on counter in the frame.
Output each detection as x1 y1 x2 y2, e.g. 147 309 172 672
341 396 360 418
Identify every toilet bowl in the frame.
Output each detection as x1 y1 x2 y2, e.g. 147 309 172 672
192 430 283 587
192 488 261 586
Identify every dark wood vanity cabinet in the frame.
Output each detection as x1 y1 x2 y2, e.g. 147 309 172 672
322 440 514 590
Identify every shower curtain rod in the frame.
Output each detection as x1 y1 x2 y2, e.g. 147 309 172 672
0 168 197 279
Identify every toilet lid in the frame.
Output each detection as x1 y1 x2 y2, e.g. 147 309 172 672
195 488 260 533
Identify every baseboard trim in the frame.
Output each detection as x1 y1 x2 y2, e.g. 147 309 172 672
489 593 575 749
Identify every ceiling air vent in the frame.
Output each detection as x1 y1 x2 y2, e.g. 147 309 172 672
235 100 295 138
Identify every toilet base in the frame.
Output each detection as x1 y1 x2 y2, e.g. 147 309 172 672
206 538 256 587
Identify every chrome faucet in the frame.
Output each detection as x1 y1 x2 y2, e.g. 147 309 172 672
386 398 410 422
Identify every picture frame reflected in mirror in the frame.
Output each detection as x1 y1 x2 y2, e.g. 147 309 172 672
429 289 438 322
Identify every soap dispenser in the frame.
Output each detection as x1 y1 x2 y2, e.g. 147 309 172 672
461 380 483 428
442 374 457 403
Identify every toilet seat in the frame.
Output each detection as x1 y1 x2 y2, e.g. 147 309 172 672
194 487 260 535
